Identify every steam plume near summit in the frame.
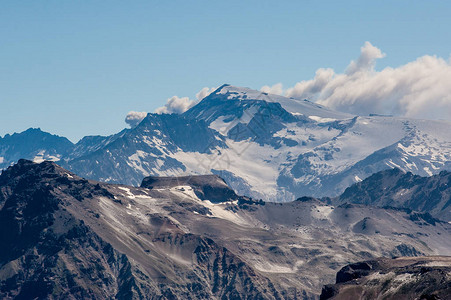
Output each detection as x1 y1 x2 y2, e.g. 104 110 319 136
154 87 217 115
125 111 147 128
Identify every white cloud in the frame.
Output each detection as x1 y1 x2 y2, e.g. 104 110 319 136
125 111 147 128
345 41 386 75
281 42 451 120
155 96 196 114
155 86 217 114
285 68 334 100
261 83 283 95
196 87 217 101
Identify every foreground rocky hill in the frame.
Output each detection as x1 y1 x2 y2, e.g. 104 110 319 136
320 256 451 300
1 160 451 299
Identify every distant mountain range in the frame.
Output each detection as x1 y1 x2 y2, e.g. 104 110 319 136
0 128 73 166
1 160 450 299
332 167 451 222
1 84 450 201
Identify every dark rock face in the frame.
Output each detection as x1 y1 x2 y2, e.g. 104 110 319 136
335 262 373 284
320 257 451 300
141 174 242 203
335 168 451 221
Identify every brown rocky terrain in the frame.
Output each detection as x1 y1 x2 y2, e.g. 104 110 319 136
1 160 451 299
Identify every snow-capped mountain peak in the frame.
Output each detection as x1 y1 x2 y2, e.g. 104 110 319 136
2 85 450 202
205 84 353 120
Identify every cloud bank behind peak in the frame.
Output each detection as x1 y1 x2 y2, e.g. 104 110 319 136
263 42 451 120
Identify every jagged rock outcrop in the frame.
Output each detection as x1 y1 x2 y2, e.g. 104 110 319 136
141 174 243 203
320 256 451 300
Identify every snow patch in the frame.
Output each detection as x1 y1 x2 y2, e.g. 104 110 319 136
423 166 433 176
169 185 250 226
127 151 151 177
387 159 402 169
118 187 136 199
419 261 451 267
171 140 281 200
209 115 235 134
253 261 295 273
32 150 61 163
311 205 334 220
308 116 337 123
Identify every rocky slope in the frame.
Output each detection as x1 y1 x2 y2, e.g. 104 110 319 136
1 160 451 299
0 160 279 299
320 256 451 300
334 168 451 221
2 85 450 201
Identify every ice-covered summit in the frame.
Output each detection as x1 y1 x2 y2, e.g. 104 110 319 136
206 84 353 120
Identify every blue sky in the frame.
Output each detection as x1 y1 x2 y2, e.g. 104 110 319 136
1 1 451 142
